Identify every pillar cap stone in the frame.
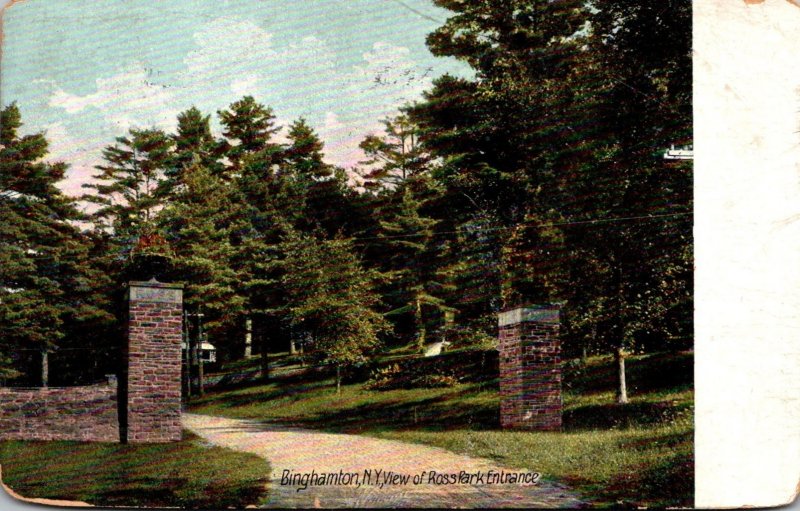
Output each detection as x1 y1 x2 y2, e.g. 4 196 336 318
127 280 183 303
498 304 561 327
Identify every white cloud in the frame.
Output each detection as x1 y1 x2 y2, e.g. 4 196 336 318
318 111 366 170
184 17 276 93
42 122 104 197
231 74 260 97
48 63 180 133
349 41 434 105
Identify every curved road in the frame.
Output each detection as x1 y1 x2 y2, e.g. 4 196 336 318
183 413 585 508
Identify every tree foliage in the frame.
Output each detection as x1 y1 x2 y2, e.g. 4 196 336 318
0 104 113 384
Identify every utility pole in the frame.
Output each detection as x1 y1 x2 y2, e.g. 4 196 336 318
197 310 205 397
183 310 191 399
187 311 205 397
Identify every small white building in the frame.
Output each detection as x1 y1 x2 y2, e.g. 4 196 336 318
181 341 217 363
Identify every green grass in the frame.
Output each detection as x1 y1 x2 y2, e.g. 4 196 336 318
0 431 271 509
190 350 694 508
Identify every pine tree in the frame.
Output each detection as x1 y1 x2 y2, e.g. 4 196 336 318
159 162 246 344
377 183 451 351
284 118 333 180
218 96 282 176
169 106 224 183
0 103 113 384
220 97 290 369
83 128 175 258
359 115 428 190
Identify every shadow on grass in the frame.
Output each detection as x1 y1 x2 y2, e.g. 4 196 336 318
98 476 267 509
564 400 692 431
595 444 694 508
192 377 332 410
284 396 501 434
99 478 188 507
564 351 693 396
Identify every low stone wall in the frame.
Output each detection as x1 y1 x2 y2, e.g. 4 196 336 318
0 382 120 442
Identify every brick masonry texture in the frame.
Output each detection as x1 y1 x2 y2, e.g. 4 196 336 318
125 282 183 443
498 306 563 431
0 383 120 442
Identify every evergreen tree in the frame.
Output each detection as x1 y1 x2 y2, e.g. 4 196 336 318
0 103 113 384
377 183 450 351
221 97 290 367
83 128 175 257
169 106 224 184
284 118 333 180
359 115 428 190
218 96 282 175
160 162 245 345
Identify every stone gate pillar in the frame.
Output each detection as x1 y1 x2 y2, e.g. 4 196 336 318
124 280 183 443
498 305 562 430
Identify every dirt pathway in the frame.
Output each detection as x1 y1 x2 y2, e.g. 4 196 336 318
183 413 585 508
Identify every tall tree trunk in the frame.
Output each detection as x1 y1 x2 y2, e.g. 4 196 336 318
244 317 253 358
415 296 426 351
190 335 199 396
260 317 270 380
290 338 297 355
616 346 628 404
583 322 597 364
336 365 341 394
613 261 628 404
41 349 48 387
260 346 269 380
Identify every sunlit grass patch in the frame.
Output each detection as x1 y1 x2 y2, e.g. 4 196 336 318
0 432 270 508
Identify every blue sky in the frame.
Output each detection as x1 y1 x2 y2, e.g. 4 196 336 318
0 0 470 194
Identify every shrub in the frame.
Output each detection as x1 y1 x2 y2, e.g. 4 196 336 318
415 373 459 388
364 364 403 390
364 363 460 390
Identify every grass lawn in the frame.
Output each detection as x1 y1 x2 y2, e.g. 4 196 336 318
0 431 270 508
190 350 693 508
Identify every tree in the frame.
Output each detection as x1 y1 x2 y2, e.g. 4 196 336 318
376 182 452 351
169 106 224 183
408 0 692 404
564 0 692 403
218 97 294 369
281 230 387 393
359 115 428 190
218 96 282 176
83 128 175 258
159 162 246 340
284 118 333 180
0 103 113 385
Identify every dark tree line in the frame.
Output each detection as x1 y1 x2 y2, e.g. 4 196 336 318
0 0 691 401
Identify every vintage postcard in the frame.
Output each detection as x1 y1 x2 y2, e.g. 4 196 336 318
0 0 794 509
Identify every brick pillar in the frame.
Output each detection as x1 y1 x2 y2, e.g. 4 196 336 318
125 280 183 443
498 305 562 430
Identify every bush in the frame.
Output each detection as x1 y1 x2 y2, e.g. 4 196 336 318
364 362 460 390
415 373 459 388
441 325 496 350
364 364 403 390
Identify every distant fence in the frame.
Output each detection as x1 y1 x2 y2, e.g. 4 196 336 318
0 381 120 442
